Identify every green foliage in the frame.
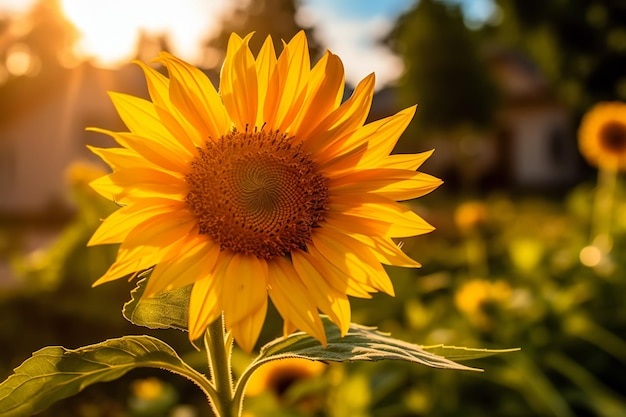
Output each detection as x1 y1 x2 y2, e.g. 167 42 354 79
0 336 209 417
4 170 625 416
388 0 499 135
235 318 515 417
0 257 516 417
122 271 191 332
420 344 520 361
482 0 626 113
251 317 513 370
3 111 624 416
203 0 322 64
121 272 512 376
354 183 626 417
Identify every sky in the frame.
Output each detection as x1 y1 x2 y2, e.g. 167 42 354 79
298 0 496 86
0 0 496 88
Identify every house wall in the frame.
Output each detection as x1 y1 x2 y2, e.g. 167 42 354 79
503 104 580 189
0 64 144 216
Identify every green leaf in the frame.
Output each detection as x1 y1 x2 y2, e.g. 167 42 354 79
422 344 521 361
254 317 481 371
235 316 514 407
234 317 519 409
0 335 212 417
122 271 191 331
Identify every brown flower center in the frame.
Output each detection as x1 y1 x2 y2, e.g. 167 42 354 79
599 121 626 154
185 129 328 259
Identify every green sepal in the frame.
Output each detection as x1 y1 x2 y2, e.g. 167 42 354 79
0 335 212 417
122 271 191 331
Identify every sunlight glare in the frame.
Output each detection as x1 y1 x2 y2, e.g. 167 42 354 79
59 0 240 68
5 43 40 77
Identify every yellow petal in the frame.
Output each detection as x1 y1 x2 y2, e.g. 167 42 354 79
222 254 268 327
311 227 394 296
265 31 310 130
267 257 327 345
349 233 422 268
88 198 186 246
91 167 187 201
108 92 191 159
289 51 345 135
301 73 375 157
317 142 367 176
379 150 435 170
283 319 297 338
87 145 146 171
291 250 351 336
221 33 258 130
94 213 196 285
329 169 443 201
158 52 231 140
305 244 375 298
88 174 124 202
356 106 417 168
255 36 277 128
145 237 219 297
330 194 435 238
323 209 391 237
89 128 190 174
230 300 267 353
188 262 226 341
134 60 202 148
323 106 416 169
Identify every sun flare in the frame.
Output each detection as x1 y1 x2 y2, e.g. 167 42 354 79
59 0 232 67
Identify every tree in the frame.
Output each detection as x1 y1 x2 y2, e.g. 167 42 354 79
387 0 499 137
481 0 626 116
203 0 322 67
4 0 79 72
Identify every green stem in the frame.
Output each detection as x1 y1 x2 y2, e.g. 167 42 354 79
232 358 268 413
154 360 219 410
205 315 238 417
590 164 618 242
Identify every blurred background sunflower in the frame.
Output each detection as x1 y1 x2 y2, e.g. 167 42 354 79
578 101 626 171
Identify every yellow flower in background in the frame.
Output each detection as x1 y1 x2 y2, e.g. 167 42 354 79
131 377 165 401
455 279 511 329
245 358 326 397
88 31 441 352
65 161 108 186
578 101 626 171
454 200 488 233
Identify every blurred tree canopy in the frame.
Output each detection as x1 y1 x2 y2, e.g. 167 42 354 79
387 0 499 136
480 0 626 115
0 0 78 76
203 0 322 65
0 0 79 125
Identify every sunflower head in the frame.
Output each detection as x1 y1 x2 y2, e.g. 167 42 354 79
578 101 626 171
185 128 329 259
88 31 441 352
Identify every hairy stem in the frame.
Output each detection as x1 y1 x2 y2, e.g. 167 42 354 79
205 315 238 417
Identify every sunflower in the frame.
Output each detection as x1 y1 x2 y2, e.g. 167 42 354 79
88 31 441 352
244 358 325 397
578 101 626 171
455 279 511 329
